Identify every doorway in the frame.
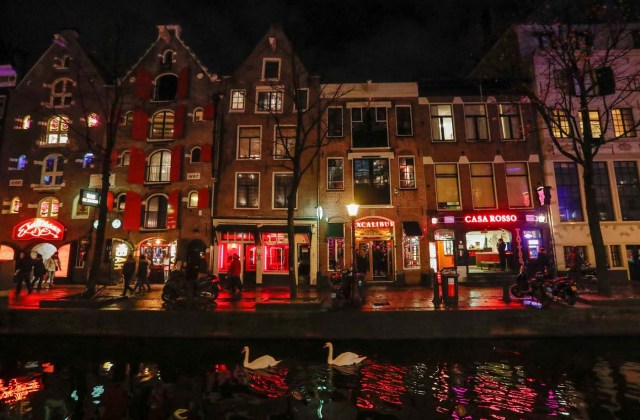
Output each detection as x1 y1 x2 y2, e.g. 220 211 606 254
627 245 640 281
356 239 393 282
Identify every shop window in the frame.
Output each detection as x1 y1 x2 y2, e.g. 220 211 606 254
256 90 283 113
563 246 588 266
116 193 126 212
578 110 602 139
554 162 584 222
328 237 345 271
120 111 133 126
38 197 60 218
327 107 343 138
499 103 523 140
236 173 259 208
354 158 391 205
294 89 309 111
403 236 420 269
187 191 198 208
273 173 295 209
193 107 204 122
43 116 69 145
262 59 281 80
10 196 21 213
464 104 488 141
551 109 572 138
431 105 454 142
352 107 388 148
230 90 246 111
72 195 90 219
263 243 289 273
274 126 295 160
150 111 175 139
82 153 94 168
435 164 460 210
470 163 496 209
50 78 73 107
17 155 27 170
610 245 622 267
593 162 614 221
41 155 64 186
144 194 168 229
612 108 636 137
237 126 261 160
396 105 413 136
505 163 531 208
146 150 171 183
399 157 416 189
154 74 178 101
190 147 201 163
327 158 344 190
119 151 130 166
614 161 640 221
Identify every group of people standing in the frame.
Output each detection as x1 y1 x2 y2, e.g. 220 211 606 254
14 251 61 295
120 255 152 296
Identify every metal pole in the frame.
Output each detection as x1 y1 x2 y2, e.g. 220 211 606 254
351 216 361 306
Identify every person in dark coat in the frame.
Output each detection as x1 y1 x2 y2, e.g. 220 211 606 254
135 255 150 294
31 254 47 290
497 238 507 271
120 255 136 296
14 251 33 295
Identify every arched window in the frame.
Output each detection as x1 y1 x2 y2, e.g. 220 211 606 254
150 111 175 139
116 193 127 212
190 147 201 163
154 74 178 101
83 153 94 168
41 155 64 186
45 116 69 145
21 115 31 129
193 107 204 122
162 50 174 65
146 150 171 182
144 194 168 229
17 155 27 170
50 78 73 106
187 191 198 208
119 111 133 126
119 151 130 166
72 195 90 218
87 113 99 127
10 197 21 213
38 197 60 218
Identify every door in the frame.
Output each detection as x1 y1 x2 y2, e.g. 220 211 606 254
244 244 257 288
372 240 392 280
297 244 311 286
627 245 640 281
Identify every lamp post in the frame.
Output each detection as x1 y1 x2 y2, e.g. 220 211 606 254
346 203 361 306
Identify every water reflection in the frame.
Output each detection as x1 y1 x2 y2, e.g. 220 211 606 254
0 338 640 418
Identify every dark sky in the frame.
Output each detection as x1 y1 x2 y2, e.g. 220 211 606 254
1 0 540 82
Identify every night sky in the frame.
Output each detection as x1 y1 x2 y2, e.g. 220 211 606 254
1 0 540 81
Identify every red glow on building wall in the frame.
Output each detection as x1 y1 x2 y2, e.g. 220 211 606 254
12 218 65 240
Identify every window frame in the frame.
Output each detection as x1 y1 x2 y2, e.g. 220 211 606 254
592 161 614 221
273 172 296 210
37 196 60 218
187 191 199 208
116 193 126 212
614 161 640 221
402 235 421 269
43 115 70 145
190 147 201 163
237 126 262 160
255 89 283 113
146 149 172 183
10 197 21 214
17 155 27 170
551 109 572 139
464 104 489 141
192 107 204 122
327 158 344 191
50 78 73 107
262 58 281 80
578 110 602 139
149 110 175 140
505 162 532 209
120 151 130 166
40 154 65 187
327 107 344 138
72 195 90 219
612 108 636 138
395 105 413 136
435 163 461 210
430 104 455 142
153 73 178 102
82 153 94 168
499 103 524 141
230 89 246 111
398 156 416 189
554 162 584 222
294 88 309 112
274 125 296 160
144 194 169 230
351 106 389 148
353 158 391 206
235 172 260 209
470 162 497 209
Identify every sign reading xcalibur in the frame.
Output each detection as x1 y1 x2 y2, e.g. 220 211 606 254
12 218 65 240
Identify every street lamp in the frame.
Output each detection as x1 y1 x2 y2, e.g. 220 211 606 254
346 203 361 306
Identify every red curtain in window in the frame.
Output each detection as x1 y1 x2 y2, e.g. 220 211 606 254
127 148 146 184
110 149 118 166
106 191 114 211
123 192 142 231
197 187 210 209
170 145 182 182
174 105 185 138
201 144 212 162
131 108 149 141
177 66 190 99
203 103 215 121
167 190 179 229
135 67 153 101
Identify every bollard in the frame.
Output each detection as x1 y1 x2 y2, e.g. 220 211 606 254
502 281 511 303
432 271 442 307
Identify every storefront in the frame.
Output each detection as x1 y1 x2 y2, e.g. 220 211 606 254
352 217 396 283
138 238 177 283
428 211 550 280
10 218 70 279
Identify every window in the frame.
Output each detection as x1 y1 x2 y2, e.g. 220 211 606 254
21 115 31 130
499 103 523 140
587 67 615 96
294 89 309 111
578 110 602 138
403 236 420 269
150 111 175 139
274 126 295 160
470 163 496 209
237 126 261 159
327 107 343 138
464 104 489 141
352 107 389 148
563 246 588 266
190 147 201 163
612 108 636 137
193 107 204 122
614 161 640 221
17 155 27 170
37 197 60 217
431 105 454 141
116 193 126 212
120 111 133 126
554 162 583 222
354 158 391 205
54 55 71 69
44 116 69 145
146 150 171 182
505 163 531 208
435 164 460 210
120 151 130 166
41 155 64 186
236 173 259 208
327 158 344 190
328 236 345 271
154 74 178 101
551 110 572 138
256 90 283 113
72 195 89 218
87 113 99 127
262 59 281 80
273 173 295 209
161 50 174 65
10 197 21 213
82 153 94 168
230 90 246 111
396 105 413 136
50 78 73 106
187 191 198 208
399 157 416 189
593 162 614 221
610 245 622 267
144 195 168 229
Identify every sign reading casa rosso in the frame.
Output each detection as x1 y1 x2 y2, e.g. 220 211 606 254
12 218 65 241
355 219 395 228
464 214 519 223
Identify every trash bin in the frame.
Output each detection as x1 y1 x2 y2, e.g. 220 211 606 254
440 267 459 306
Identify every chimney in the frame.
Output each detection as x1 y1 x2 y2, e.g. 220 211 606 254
157 25 182 42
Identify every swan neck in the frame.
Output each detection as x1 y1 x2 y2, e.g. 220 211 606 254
243 348 249 366
327 343 333 363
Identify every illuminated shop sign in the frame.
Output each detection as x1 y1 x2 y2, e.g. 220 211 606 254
12 218 65 241
464 214 518 223
355 220 395 228
80 189 100 207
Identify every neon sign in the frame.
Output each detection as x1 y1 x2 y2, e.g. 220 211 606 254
464 214 518 223
355 220 395 228
12 218 65 240
0 376 43 403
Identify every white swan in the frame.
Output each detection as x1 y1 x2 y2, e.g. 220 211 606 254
241 346 281 369
324 342 367 366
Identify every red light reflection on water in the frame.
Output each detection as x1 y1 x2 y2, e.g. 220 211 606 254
357 363 407 408
472 363 537 415
248 367 289 398
0 375 43 404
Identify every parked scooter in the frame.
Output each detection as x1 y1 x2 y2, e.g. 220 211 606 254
162 267 220 309
511 267 578 306
330 269 352 309
545 274 578 305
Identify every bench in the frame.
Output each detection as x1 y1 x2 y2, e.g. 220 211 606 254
479 261 501 270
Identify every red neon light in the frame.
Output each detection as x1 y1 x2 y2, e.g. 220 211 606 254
0 376 43 403
464 214 518 223
12 218 65 240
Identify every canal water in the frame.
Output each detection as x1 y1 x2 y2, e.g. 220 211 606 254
0 336 639 419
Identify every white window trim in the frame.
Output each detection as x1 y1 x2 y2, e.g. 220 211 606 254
273 125 296 160
255 88 284 114
153 73 179 102
434 162 462 211
192 107 204 122
261 58 282 81
37 196 60 218
146 149 172 183
229 89 246 112
470 162 498 210
398 156 417 190
40 154 65 187
120 151 130 166
430 104 456 143
234 172 260 210
464 103 491 142
505 161 534 209
149 109 176 141
143 194 169 230
499 103 525 142
395 105 413 136
236 125 262 160
272 172 297 210
187 190 199 208
327 157 344 191
190 146 202 163
50 78 75 107
72 195 90 219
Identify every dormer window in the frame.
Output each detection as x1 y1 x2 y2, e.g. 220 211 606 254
154 74 178 101
54 55 71 69
21 115 31 130
262 59 281 80
161 50 174 65
50 78 73 106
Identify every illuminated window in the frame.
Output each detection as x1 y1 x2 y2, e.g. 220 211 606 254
551 110 572 138
403 236 420 269
154 74 178 101
499 103 523 140
192 107 204 122
327 107 343 138
262 59 281 80
119 151 130 166
431 105 454 141
44 116 69 145
187 191 198 208
273 173 294 209
146 150 171 182
237 126 261 160
87 113 99 127
578 110 602 139
235 173 259 209
256 90 283 113
41 155 64 186
435 164 460 210
614 161 640 221
505 163 531 208
144 194 168 229
399 157 416 189
328 236 345 271
83 153 94 168
50 78 73 106
470 163 496 209
190 147 201 163
263 242 289 273
612 108 636 137
21 115 31 129
10 197 21 213
354 158 391 205
38 197 60 218
230 90 246 111
464 104 488 141
554 162 584 222
17 155 27 170
73 195 89 219
150 111 175 139
396 105 413 136
119 111 133 126
116 193 126 212
327 158 344 190
274 126 295 160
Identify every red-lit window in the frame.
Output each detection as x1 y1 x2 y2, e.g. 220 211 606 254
245 245 257 272
218 243 242 272
263 244 289 273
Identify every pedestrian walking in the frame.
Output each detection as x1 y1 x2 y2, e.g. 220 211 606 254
14 251 33 295
567 247 583 280
135 255 150 294
44 252 61 287
228 254 243 295
121 255 136 296
31 253 47 291
497 238 507 271
163 253 171 283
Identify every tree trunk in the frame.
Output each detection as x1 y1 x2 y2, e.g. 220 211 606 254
287 204 297 300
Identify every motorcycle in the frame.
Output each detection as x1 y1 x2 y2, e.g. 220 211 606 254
511 267 578 307
575 262 598 290
545 275 578 305
161 269 220 309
